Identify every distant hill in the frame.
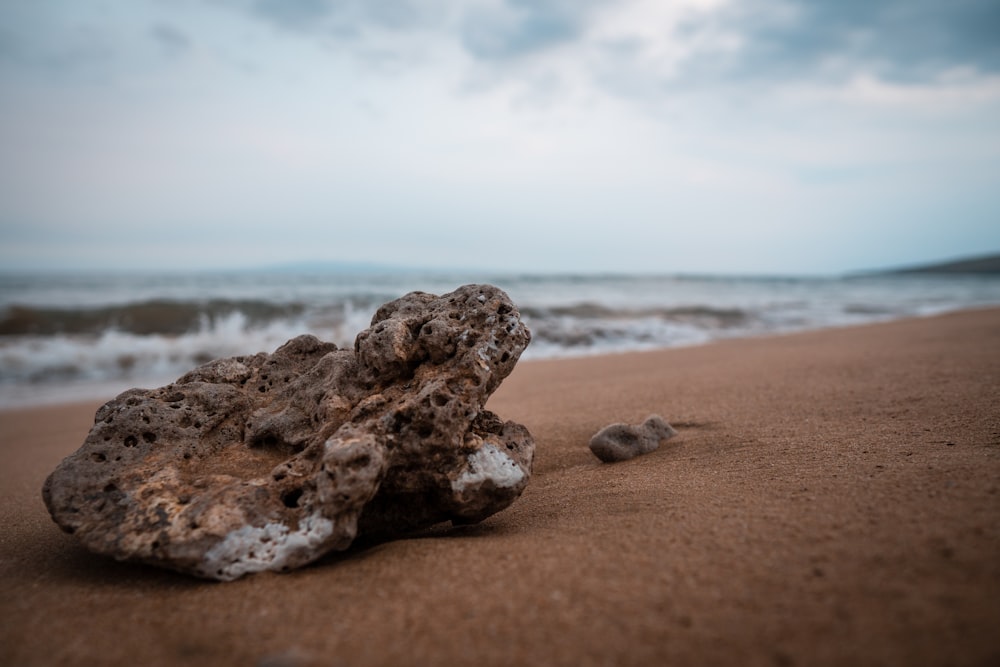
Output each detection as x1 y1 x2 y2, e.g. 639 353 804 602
876 254 1000 275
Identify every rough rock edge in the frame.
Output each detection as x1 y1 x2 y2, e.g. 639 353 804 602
42 284 534 581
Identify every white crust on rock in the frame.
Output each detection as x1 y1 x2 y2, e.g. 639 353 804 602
452 444 525 493
199 513 338 581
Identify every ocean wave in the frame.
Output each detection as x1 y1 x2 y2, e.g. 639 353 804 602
0 313 299 385
521 303 747 325
0 301 376 391
1 270 999 408
0 302 753 389
0 299 307 336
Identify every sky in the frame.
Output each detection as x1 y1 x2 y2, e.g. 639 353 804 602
1 0 999 275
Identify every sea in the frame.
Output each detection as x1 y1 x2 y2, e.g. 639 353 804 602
2 269 999 408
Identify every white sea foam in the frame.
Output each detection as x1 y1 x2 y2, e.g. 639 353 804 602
1 270 999 408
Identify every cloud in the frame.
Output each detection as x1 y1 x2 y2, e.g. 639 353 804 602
445 0 1000 118
466 0 1000 91
8 0 993 94
250 0 335 31
243 0 428 36
234 0 603 66
672 0 1000 83
0 6 116 76
150 23 191 57
1 0 997 275
0 25 18 62
460 0 590 60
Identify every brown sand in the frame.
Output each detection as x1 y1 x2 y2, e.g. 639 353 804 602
2 309 999 667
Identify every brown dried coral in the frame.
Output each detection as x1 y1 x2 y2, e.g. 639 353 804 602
43 284 533 580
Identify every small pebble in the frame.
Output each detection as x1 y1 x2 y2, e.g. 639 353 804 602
589 414 677 463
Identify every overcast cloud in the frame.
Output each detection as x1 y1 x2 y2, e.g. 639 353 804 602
1 0 998 274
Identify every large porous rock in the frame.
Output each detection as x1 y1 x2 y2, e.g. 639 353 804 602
43 284 533 581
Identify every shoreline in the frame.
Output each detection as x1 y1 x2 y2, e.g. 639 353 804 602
4 304 999 413
3 307 1000 666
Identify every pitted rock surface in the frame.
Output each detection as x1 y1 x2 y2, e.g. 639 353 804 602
589 415 677 463
43 285 533 580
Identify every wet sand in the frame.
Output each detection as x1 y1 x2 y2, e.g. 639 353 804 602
2 308 999 666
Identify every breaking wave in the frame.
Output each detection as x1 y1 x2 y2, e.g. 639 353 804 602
0 299 306 336
1 269 999 407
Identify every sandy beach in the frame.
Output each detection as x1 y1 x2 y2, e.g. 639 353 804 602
2 308 999 667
